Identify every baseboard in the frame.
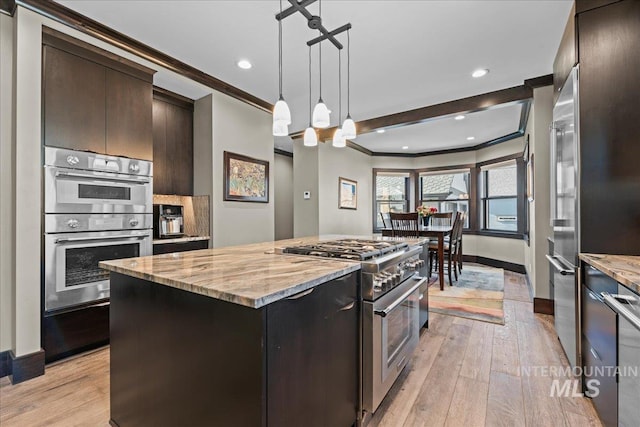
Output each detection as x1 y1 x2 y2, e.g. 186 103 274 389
462 255 527 274
9 349 45 384
0 350 11 378
533 298 554 315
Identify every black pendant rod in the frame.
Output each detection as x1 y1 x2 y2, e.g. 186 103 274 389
275 0 350 50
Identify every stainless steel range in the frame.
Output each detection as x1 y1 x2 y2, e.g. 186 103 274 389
280 238 428 421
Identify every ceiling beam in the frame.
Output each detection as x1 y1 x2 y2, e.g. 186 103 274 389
524 73 553 89
16 0 273 113
290 83 533 141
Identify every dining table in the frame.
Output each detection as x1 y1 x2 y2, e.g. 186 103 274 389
381 224 454 290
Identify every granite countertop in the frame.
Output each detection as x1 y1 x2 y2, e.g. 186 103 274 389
101 235 425 309
153 236 210 245
580 253 640 294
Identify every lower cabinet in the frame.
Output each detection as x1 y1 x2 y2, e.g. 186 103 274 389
152 239 208 255
266 272 359 427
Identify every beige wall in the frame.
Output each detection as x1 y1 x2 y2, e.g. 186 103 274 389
293 142 319 237
0 13 15 353
318 143 373 235
274 153 294 240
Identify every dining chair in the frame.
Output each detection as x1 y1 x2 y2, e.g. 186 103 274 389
455 212 466 275
430 212 453 226
428 212 462 285
379 212 389 229
389 212 420 238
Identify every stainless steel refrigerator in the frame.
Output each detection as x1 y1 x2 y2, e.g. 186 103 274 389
547 66 580 368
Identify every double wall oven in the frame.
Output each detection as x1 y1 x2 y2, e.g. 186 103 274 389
43 147 153 361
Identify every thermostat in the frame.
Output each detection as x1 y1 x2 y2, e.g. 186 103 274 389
303 191 311 200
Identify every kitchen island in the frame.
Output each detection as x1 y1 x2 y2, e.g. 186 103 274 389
100 236 420 427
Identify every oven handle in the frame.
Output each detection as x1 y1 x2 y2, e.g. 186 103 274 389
55 171 151 185
374 276 426 318
55 234 149 243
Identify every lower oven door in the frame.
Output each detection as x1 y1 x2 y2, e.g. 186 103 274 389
364 275 424 414
44 229 152 312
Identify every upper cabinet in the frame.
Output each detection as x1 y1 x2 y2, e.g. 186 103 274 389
152 89 194 195
42 28 155 161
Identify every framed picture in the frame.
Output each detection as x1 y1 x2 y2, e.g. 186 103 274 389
223 151 269 203
338 177 357 210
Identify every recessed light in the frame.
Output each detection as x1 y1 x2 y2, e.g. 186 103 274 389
466 136 475 141
472 68 489 78
454 115 465 120
402 146 409 150
376 129 385 134
237 59 252 70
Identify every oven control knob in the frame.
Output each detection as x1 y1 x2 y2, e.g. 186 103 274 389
66 219 79 229
392 273 401 284
66 155 79 166
129 219 139 227
129 163 140 173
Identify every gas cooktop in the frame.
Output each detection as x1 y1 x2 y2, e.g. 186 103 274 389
281 239 408 261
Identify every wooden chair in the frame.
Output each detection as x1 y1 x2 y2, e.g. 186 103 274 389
430 212 453 226
379 212 389 229
389 212 420 238
429 212 463 285
455 212 466 274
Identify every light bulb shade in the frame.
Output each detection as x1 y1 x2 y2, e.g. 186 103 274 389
312 101 331 128
341 117 356 139
303 127 318 146
273 99 291 125
272 120 289 137
332 128 346 148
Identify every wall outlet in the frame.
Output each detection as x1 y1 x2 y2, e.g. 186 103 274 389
303 191 311 199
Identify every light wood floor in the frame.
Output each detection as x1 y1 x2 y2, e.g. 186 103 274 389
0 270 602 427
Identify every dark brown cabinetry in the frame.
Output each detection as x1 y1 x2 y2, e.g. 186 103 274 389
152 89 194 195
109 271 360 427
42 28 154 160
152 239 208 255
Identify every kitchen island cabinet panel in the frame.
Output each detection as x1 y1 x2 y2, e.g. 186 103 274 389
266 272 359 427
43 46 106 154
106 70 153 161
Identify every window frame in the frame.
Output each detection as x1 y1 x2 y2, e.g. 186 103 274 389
372 169 412 232
416 167 472 229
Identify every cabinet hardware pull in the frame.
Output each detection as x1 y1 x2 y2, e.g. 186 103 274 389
590 347 600 361
602 292 640 332
588 291 600 302
55 234 148 243
339 301 355 311
287 288 314 300
545 255 574 275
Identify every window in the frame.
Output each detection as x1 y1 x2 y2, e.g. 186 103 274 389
418 170 470 227
374 172 410 230
481 160 518 232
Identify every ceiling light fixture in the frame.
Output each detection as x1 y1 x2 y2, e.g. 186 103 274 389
376 129 385 134
472 68 489 78
304 46 318 147
272 0 291 136
332 49 346 147
454 115 465 120
237 60 252 70
402 146 409 150
466 136 475 141
274 0 353 145
341 29 356 139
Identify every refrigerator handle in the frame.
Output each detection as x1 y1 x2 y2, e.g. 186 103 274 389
549 122 557 227
546 255 575 276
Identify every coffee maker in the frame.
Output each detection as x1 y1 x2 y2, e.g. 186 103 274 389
153 204 184 238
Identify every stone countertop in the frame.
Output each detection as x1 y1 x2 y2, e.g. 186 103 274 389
580 254 640 294
153 236 210 245
100 235 425 309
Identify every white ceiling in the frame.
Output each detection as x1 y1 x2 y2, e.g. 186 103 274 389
58 0 572 153
356 102 523 154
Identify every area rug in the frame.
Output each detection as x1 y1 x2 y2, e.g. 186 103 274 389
428 264 505 325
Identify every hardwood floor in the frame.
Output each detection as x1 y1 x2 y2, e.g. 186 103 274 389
0 270 602 426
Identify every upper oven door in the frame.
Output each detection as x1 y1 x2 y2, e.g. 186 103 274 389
44 166 152 214
44 229 152 312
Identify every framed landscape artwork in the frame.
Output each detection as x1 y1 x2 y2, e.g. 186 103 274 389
338 177 357 210
223 151 269 203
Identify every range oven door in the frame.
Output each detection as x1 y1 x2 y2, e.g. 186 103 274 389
44 229 152 312
364 275 424 414
44 166 152 214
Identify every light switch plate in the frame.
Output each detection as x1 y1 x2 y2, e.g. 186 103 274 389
303 191 311 199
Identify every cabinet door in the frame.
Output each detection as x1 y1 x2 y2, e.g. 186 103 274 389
43 46 106 153
166 103 193 195
267 273 359 427
152 99 169 195
106 69 153 160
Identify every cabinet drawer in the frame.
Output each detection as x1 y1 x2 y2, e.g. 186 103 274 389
584 264 617 295
152 240 208 255
582 284 617 364
582 335 618 427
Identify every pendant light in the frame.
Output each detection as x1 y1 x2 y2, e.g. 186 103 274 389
304 46 318 146
311 0 330 128
272 0 290 136
341 29 356 139
333 49 346 148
